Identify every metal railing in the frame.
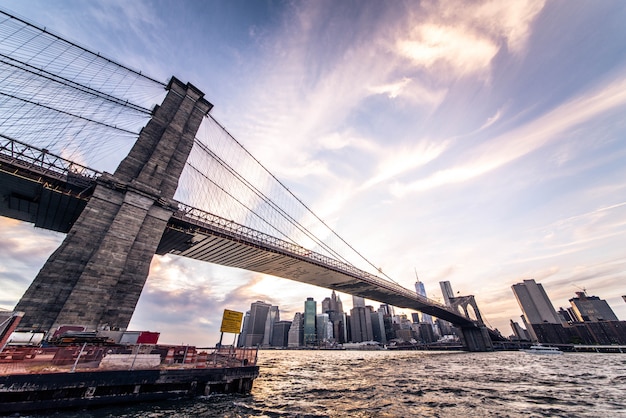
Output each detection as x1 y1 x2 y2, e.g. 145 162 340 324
0 134 100 185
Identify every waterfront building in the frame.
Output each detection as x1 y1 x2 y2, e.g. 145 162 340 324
304 297 317 346
370 309 387 344
411 313 420 323
557 307 576 323
237 311 251 347
328 311 347 343
414 278 433 324
418 322 436 343
396 328 413 342
434 318 452 337
568 292 619 322
316 313 332 344
509 320 530 341
271 320 292 347
512 279 562 341
379 306 396 341
288 313 304 347
262 305 280 346
244 301 271 346
350 305 373 342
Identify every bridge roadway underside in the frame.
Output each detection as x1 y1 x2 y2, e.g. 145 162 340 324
0 164 90 232
156 219 476 328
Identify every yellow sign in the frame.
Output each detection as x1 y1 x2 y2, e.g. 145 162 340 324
220 309 243 334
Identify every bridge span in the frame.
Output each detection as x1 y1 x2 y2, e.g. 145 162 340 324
0 9 495 351
0 136 494 350
0 135 473 325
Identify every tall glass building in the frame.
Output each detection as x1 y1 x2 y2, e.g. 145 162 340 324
262 305 280 346
303 297 317 346
415 278 433 324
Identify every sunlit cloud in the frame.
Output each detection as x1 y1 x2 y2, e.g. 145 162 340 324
396 0 545 80
397 24 498 78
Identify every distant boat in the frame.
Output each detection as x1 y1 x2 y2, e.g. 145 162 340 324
522 344 563 355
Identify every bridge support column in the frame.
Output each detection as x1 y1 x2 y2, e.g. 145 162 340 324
15 77 212 335
458 326 494 352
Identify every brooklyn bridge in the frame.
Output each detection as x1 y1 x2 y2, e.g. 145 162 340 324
0 10 499 351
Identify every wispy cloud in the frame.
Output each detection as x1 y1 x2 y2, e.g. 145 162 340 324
360 140 450 190
391 75 626 196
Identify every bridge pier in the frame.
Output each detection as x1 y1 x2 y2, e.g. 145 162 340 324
14 78 212 335
458 325 494 352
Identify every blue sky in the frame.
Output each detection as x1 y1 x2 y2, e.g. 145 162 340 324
1 0 625 345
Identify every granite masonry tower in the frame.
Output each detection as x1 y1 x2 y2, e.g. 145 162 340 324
15 78 212 335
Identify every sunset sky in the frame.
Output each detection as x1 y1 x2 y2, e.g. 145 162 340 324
1 0 625 346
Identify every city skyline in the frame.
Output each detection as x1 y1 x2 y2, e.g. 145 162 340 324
1 0 626 345
238 279 624 347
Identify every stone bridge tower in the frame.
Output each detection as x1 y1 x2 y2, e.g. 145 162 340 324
15 78 212 335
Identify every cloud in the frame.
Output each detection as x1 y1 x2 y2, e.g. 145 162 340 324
368 77 412 99
397 24 499 79
479 109 502 131
391 75 626 196
0 218 63 309
395 0 545 80
360 139 450 190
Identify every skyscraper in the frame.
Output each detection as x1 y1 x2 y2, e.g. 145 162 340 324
512 279 562 341
244 301 271 346
371 310 387 344
352 295 366 308
288 313 303 347
262 305 280 346
509 320 530 341
271 320 292 347
321 297 331 314
237 311 251 347
350 305 373 342
415 277 433 324
303 297 317 346
325 291 345 343
568 292 619 322
379 303 394 317
316 313 332 344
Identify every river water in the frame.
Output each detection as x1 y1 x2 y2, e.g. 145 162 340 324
32 349 626 417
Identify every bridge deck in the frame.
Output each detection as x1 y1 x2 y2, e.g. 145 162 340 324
157 211 475 327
